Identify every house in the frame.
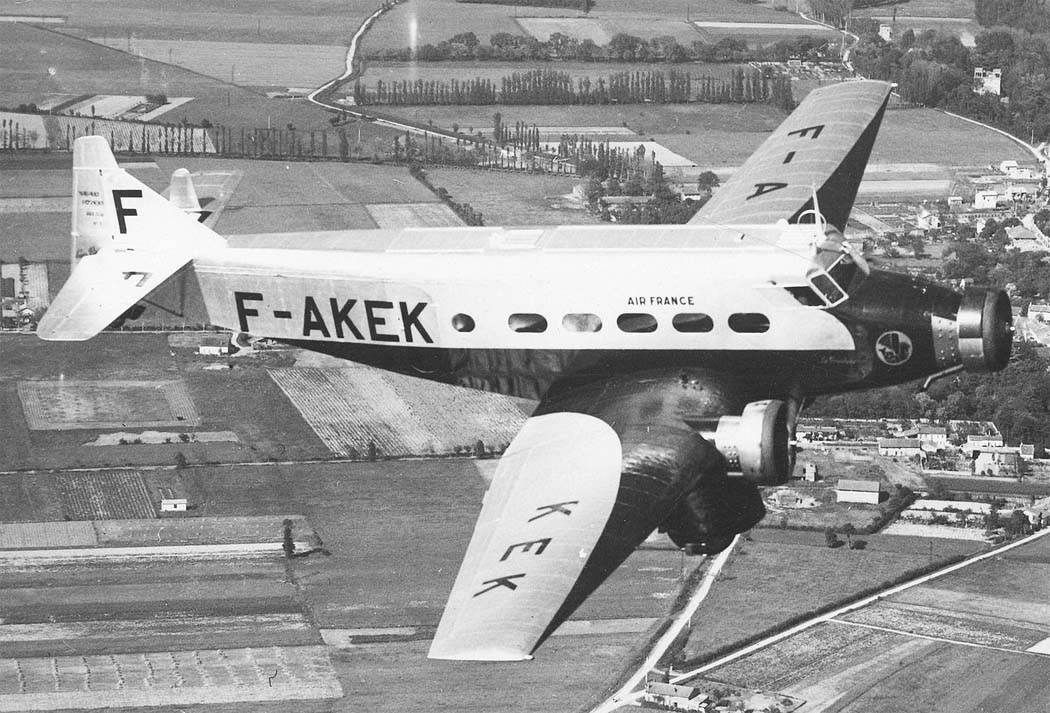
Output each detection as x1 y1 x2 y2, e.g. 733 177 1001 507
973 67 1002 96
160 497 188 512
1020 443 1036 460
966 434 1004 455
879 24 893 41
197 333 231 356
836 479 883 504
905 425 948 451
877 437 923 458
768 488 818 508
947 195 964 209
644 681 709 711
797 423 840 441
1028 303 1050 320
973 189 999 210
802 463 819 481
973 447 1020 476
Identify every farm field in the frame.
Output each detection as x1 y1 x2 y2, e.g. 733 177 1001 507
423 167 598 226
360 0 805 54
702 533 1050 713
269 365 530 457
679 527 984 663
13 0 375 45
89 39 348 88
0 24 391 139
17 379 199 430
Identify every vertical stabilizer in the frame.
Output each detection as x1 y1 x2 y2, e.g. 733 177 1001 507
39 137 226 341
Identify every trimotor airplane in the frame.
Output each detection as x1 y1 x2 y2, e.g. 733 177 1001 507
38 80 1013 662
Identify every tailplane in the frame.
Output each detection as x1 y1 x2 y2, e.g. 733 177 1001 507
37 136 226 341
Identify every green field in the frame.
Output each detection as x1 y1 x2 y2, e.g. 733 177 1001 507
424 167 598 225
681 528 984 663
0 24 392 137
9 0 376 45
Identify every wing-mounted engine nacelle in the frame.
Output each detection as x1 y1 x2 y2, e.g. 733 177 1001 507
696 400 792 485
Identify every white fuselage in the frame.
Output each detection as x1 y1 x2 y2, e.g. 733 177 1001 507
191 223 856 354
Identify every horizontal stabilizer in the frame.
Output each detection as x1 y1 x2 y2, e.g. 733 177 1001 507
36 251 190 341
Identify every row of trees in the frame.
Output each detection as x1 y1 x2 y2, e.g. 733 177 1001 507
354 67 793 108
365 30 834 65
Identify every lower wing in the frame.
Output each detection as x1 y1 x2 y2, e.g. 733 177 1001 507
428 370 771 660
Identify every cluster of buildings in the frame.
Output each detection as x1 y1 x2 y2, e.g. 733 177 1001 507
0 259 49 330
797 417 1034 478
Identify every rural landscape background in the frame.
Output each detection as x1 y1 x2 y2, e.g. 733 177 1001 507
3 0 1050 711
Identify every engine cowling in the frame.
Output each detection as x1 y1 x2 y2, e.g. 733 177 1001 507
957 287 1012 372
697 400 792 485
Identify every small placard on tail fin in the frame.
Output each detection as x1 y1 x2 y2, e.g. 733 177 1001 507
39 137 225 341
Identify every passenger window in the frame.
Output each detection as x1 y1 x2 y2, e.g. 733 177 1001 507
672 313 713 333
562 313 602 333
452 313 475 333
508 313 547 333
617 313 658 333
729 313 770 333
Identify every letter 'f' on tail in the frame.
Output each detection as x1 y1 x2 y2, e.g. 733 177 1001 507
37 137 226 341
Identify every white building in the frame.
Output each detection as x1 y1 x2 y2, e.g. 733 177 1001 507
974 447 1020 476
974 189 999 210
878 437 923 458
836 479 883 504
974 67 1002 96
644 682 709 711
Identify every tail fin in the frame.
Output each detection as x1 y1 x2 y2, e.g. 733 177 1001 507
38 136 226 341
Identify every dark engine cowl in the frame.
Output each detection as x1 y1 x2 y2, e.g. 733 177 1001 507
660 475 766 555
696 400 792 485
957 287 1012 372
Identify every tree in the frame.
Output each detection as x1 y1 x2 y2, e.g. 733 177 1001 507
697 170 720 192
824 526 841 548
840 523 857 548
282 518 295 558
174 452 188 468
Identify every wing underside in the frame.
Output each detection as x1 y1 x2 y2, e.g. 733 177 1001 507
429 372 766 661
691 80 893 231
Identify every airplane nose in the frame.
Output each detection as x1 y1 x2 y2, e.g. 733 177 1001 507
957 287 1012 372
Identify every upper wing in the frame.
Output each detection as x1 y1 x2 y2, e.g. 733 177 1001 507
690 80 892 232
429 372 763 661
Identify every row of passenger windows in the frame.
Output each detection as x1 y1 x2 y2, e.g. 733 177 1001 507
450 311 771 335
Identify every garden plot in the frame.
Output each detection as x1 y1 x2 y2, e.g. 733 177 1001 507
17 380 200 430
55 470 156 520
0 645 341 710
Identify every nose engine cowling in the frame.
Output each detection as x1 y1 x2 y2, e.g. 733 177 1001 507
957 287 1012 372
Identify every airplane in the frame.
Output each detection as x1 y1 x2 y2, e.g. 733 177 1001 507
37 80 1013 662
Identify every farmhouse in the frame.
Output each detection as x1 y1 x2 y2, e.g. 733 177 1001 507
966 433 1004 455
877 437 923 458
643 681 709 711
197 333 232 356
902 425 948 450
836 479 883 504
